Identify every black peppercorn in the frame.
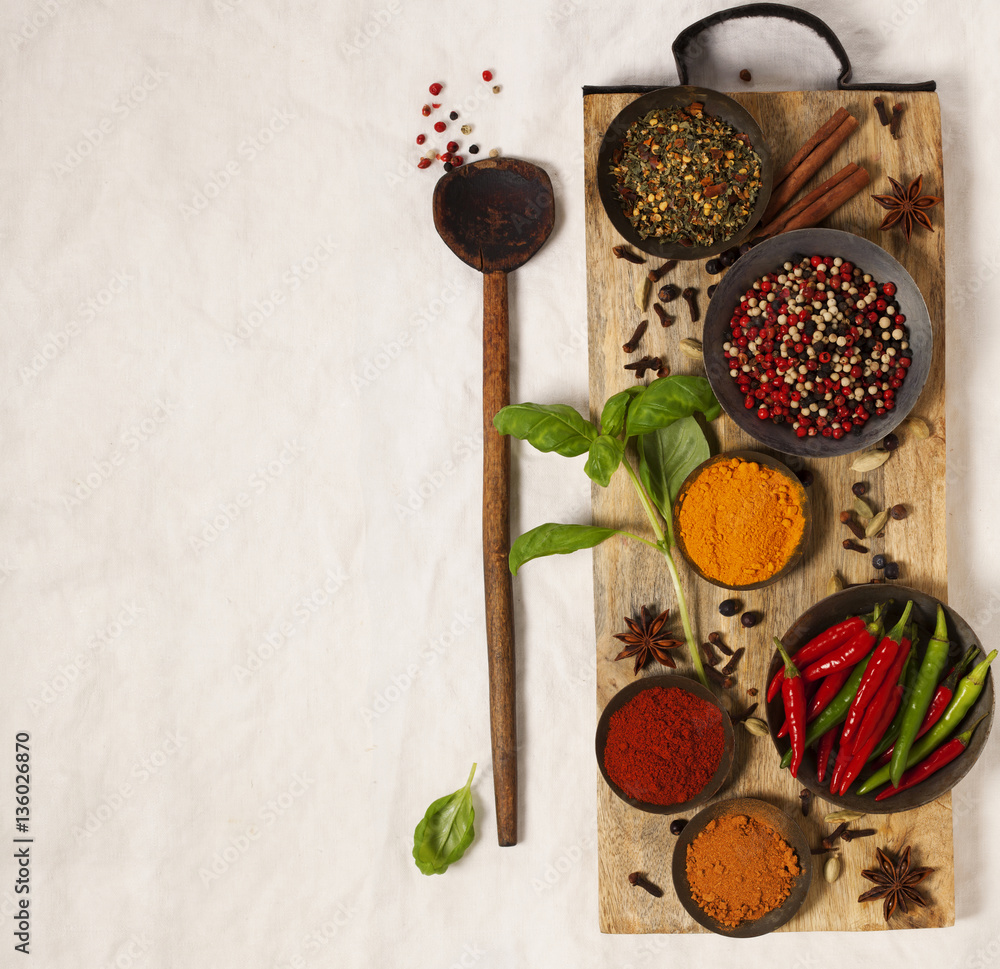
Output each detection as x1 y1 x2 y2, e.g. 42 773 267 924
852 482 867 497
890 503 907 520
796 469 814 487
884 562 901 580
719 247 739 268
443 162 454 172
469 144 480 154
670 818 688 835
881 432 899 451
872 553 887 570
740 611 759 628
705 258 722 275
719 599 739 617
449 110 458 120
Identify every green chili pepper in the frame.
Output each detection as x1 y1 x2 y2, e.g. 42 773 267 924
889 605 951 787
856 648 997 795
780 652 873 770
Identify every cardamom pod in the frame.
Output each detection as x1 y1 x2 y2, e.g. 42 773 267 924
853 496 874 521
850 450 891 473
900 415 931 439
635 276 651 312
824 855 842 884
865 509 890 538
826 571 843 596
823 809 866 823
679 338 703 362
742 717 769 737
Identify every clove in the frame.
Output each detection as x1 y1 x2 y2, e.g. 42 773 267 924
799 789 812 817
706 666 734 689
681 287 700 322
627 872 663 897
842 827 877 843
730 701 758 725
623 320 648 354
701 642 721 667
624 355 661 379
873 96 890 126
708 631 733 656
653 304 674 327
843 538 870 554
822 822 849 850
840 511 867 540
612 244 645 264
889 103 903 140
720 647 745 676
658 284 680 303
647 259 677 283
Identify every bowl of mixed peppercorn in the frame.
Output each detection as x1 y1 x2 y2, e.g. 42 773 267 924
765 585 994 813
702 227 932 457
597 86 773 259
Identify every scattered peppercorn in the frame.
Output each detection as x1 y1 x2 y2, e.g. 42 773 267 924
872 553 887 570
482 70 493 82
740 611 759 628
669 818 688 835
884 562 900 580
489 148 500 158
461 124 473 135
719 599 739 617
447 141 458 153
796 469 814 487
719 247 739 268
747 687 759 697
421 104 432 117
707 283 718 299
429 82 443 95
434 121 446 132
416 133 426 145
449 111 458 120
417 157 432 170
492 84 501 94
705 258 722 275
881 432 900 451
658 284 680 302
452 155 464 166
890 503 907 520
443 162 453 172
852 482 867 497
739 68 752 82
469 144 480 154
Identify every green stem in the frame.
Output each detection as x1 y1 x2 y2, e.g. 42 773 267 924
619 531 663 551
622 459 708 689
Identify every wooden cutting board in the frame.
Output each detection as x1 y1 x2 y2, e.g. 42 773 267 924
584 89 949 932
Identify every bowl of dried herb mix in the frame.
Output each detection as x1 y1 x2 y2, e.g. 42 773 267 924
597 86 772 259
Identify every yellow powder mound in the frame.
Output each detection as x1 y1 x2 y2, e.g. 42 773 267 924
677 457 805 586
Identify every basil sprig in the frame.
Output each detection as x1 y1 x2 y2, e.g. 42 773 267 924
494 375 720 688
412 764 477 876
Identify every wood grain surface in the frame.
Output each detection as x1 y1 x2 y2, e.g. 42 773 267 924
584 90 950 933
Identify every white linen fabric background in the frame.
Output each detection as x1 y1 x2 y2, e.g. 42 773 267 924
2 0 999 965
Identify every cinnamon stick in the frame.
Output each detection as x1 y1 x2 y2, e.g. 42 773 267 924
761 113 859 225
772 107 850 189
756 163 860 239
779 166 871 234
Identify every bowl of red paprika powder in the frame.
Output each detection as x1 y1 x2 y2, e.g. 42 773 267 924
596 674 735 813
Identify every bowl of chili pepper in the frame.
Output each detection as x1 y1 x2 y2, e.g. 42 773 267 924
596 86 773 259
702 227 933 457
596 674 735 814
766 586 994 813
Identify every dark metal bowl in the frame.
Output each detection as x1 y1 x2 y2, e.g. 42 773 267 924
766 585 994 813
672 449 811 591
596 86 773 260
596 674 735 814
671 796 813 937
703 227 933 457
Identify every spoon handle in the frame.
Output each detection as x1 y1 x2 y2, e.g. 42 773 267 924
482 269 517 847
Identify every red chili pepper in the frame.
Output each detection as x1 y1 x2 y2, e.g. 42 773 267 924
801 607 884 681
777 667 850 738
874 644 979 768
875 715 987 800
816 727 837 783
838 684 902 795
773 637 806 777
851 635 911 753
767 615 865 702
839 601 912 751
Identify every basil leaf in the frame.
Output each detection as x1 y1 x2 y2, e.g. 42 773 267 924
624 375 721 437
493 403 597 457
412 764 477 876
584 435 624 487
599 387 644 438
509 522 623 576
637 416 709 523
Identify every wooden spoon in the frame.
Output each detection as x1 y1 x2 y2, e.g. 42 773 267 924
433 158 555 847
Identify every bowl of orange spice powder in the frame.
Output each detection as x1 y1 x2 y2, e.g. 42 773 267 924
672 450 810 590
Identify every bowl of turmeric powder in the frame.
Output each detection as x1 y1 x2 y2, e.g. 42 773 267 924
672 451 810 590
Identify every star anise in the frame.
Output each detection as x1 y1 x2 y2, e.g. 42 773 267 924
857 845 935 922
871 174 941 241
612 605 683 675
